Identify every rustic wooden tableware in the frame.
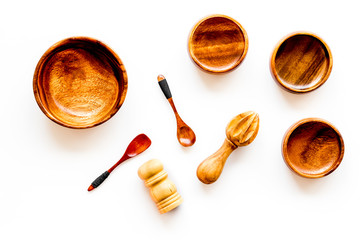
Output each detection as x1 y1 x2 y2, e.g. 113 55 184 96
270 32 332 93
138 159 183 214
197 111 259 184
188 14 248 73
88 134 151 192
33 37 128 128
157 74 196 147
282 118 344 178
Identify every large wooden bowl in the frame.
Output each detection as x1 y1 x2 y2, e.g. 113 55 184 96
188 15 248 73
33 37 128 129
270 32 332 93
282 118 344 178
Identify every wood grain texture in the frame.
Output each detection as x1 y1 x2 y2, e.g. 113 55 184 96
188 14 248 73
157 75 196 147
33 37 127 128
282 118 344 178
88 133 152 191
270 32 332 93
197 111 259 184
138 159 183 214
168 98 196 147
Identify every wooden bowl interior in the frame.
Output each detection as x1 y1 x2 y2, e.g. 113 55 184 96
283 120 344 178
34 38 127 128
189 16 247 73
272 34 331 92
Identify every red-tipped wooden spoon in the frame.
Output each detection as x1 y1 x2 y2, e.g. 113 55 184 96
88 134 151 191
157 74 196 147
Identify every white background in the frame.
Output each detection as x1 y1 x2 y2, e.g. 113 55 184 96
0 0 358 239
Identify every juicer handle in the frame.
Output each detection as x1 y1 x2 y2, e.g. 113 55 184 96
197 139 237 184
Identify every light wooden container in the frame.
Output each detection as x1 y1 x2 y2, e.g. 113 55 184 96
138 159 183 214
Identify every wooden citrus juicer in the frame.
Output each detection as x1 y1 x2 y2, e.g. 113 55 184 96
197 111 259 184
157 74 196 147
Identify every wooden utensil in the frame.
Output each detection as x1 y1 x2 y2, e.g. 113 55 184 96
88 134 151 191
197 111 259 184
282 118 344 178
157 75 196 147
33 37 128 128
138 159 183 214
188 14 248 73
270 32 332 93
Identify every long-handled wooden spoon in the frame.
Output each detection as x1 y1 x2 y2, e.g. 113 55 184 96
87 134 151 191
157 74 196 147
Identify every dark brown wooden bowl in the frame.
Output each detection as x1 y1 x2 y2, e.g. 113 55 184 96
33 37 128 129
188 14 248 73
282 118 344 178
270 32 332 93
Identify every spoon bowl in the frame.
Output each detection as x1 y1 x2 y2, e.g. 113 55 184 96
126 134 152 157
178 125 196 147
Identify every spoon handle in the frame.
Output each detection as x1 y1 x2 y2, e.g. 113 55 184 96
158 75 172 99
88 171 110 191
157 75 181 122
197 139 237 184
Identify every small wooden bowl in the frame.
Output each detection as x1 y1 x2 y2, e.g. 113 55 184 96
282 118 344 178
270 32 332 93
33 37 128 129
188 15 248 73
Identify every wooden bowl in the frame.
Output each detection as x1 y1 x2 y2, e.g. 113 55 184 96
188 15 248 73
33 37 128 129
270 32 332 93
282 118 344 178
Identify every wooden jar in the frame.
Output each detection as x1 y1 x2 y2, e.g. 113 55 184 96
138 159 183 214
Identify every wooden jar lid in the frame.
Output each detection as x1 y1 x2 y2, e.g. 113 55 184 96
282 118 344 178
33 37 128 129
188 15 248 73
270 32 332 93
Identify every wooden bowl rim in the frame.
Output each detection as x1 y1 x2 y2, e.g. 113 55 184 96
282 118 344 178
270 31 333 93
188 14 249 73
33 36 128 129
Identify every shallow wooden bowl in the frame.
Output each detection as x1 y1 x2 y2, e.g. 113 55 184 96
270 32 332 93
188 15 248 73
33 37 128 129
282 118 344 178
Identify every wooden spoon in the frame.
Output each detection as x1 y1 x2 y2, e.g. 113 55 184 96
197 111 259 184
88 134 151 191
157 75 196 147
